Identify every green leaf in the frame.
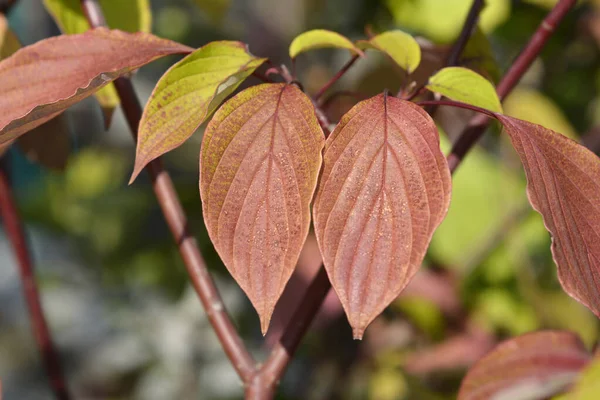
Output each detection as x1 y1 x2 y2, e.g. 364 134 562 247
289 29 363 59
43 0 152 34
130 41 266 183
0 15 20 60
427 66 503 113
564 358 600 399
384 0 510 44
42 0 152 127
357 30 421 74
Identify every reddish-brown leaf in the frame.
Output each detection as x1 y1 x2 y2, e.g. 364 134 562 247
0 28 192 143
458 330 591 400
313 94 451 339
200 83 325 334
498 114 600 320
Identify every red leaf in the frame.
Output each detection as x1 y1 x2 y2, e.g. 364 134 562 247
0 28 192 143
200 83 325 334
498 114 600 320
313 94 451 339
458 330 591 400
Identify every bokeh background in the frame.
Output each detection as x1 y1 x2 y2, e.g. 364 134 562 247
2 0 600 398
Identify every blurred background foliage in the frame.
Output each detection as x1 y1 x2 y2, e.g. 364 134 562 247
1 0 600 399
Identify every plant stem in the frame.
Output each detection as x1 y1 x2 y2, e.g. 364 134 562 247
445 0 485 67
314 55 359 102
447 0 577 173
423 0 485 113
417 100 496 118
0 162 70 400
260 267 331 390
81 0 256 382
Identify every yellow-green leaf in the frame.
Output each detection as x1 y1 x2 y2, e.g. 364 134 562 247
43 0 152 127
0 15 20 60
564 358 600 399
130 41 266 183
357 30 421 74
289 29 363 59
43 0 152 34
427 66 503 113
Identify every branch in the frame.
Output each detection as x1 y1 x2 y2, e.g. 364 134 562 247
313 55 360 102
423 0 485 113
446 0 486 67
80 0 256 382
258 267 331 392
0 162 71 400
446 0 577 173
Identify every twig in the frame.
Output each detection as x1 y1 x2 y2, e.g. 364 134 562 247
446 0 486 67
0 162 70 400
80 0 256 382
313 55 359 101
256 267 331 394
446 0 577 173
423 0 485 114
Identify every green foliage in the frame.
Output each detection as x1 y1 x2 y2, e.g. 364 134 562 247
357 30 421 74
131 41 266 182
385 0 510 43
427 66 503 113
289 29 362 59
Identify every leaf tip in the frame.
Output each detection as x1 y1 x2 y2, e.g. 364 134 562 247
352 327 365 340
259 311 274 336
129 164 144 185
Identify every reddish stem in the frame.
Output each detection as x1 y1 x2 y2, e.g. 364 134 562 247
445 0 485 67
81 0 256 382
313 55 359 101
421 0 485 113
447 0 577 173
0 164 70 400
260 267 331 390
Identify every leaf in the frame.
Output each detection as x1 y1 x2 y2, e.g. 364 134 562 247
458 330 591 400
289 29 363 59
17 114 71 171
200 83 325 334
0 15 21 157
0 28 192 144
427 66 503 113
563 356 600 399
43 0 152 34
356 30 421 74
313 94 452 339
497 114 600 321
384 0 510 44
0 15 20 60
131 41 266 182
42 0 153 127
